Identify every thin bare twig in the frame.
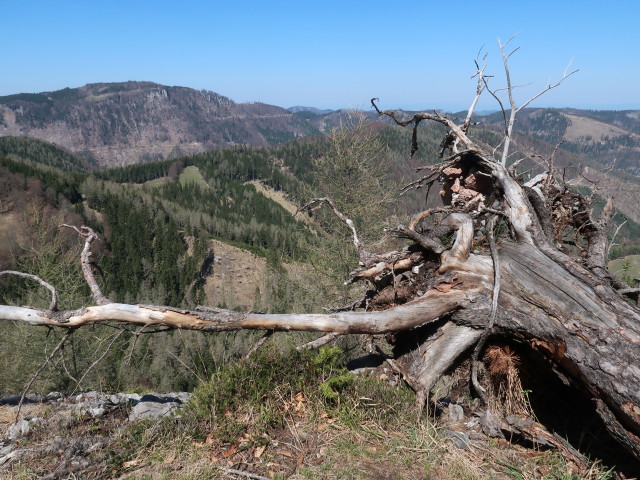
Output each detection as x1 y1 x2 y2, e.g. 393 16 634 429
61 348 81 391
371 98 475 155
167 350 205 384
244 330 274 359
386 225 445 254
125 325 149 366
463 53 489 135
16 330 73 421
0 271 58 311
400 172 440 195
71 329 126 395
607 220 627 258
544 139 565 195
497 34 578 165
298 197 375 265
296 332 339 351
517 67 579 114
216 466 271 480
619 288 640 295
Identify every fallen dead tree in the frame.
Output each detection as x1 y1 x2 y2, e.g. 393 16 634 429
2 39 640 470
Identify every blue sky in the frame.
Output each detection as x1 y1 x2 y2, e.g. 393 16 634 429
2 1 639 111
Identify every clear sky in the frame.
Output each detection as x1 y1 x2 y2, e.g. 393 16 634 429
2 0 639 111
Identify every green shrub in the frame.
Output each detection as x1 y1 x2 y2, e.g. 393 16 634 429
186 348 316 441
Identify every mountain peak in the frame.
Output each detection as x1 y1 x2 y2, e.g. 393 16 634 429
0 83 321 167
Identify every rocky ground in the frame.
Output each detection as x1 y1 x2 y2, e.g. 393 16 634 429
0 391 190 479
0 358 628 479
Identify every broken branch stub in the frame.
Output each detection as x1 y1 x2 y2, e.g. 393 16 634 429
60 225 110 306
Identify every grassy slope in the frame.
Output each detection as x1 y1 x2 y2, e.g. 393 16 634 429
609 254 640 283
178 165 209 189
3 347 613 480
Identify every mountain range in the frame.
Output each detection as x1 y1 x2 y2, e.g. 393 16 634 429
0 82 344 168
1 81 639 223
475 108 640 176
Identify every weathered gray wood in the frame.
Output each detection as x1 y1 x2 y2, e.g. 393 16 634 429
399 322 483 409
0 275 483 333
494 241 640 458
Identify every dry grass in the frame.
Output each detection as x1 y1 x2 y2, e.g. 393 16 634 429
245 180 304 220
202 239 268 310
110 349 615 480
563 114 632 142
609 255 640 282
0 404 51 432
484 345 532 418
0 349 618 480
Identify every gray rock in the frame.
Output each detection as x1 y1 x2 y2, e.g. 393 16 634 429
109 393 141 405
468 431 488 441
464 418 480 429
444 430 470 449
505 415 533 429
478 410 504 438
87 407 106 418
7 420 31 440
128 401 180 421
75 391 108 403
167 392 192 403
46 391 63 401
0 444 14 456
26 393 45 403
447 403 465 423
7 417 44 440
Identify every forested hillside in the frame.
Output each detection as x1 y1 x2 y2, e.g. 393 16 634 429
2 117 640 395
0 82 326 167
0 126 404 393
2 116 640 479
477 107 640 176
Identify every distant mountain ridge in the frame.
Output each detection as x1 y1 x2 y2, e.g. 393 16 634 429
2 81 640 182
287 106 335 115
0 82 327 168
475 107 640 176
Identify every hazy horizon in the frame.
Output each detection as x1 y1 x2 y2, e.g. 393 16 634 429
2 80 638 114
4 1 640 112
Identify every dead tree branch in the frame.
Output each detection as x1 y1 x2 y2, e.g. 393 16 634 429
298 197 373 265
497 35 578 165
70 329 126 395
60 225 109 305
245 330 274 359
471 215 500 402
0 270 58 311
608 220 627 259
296 332 340 351
371 98 476 155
